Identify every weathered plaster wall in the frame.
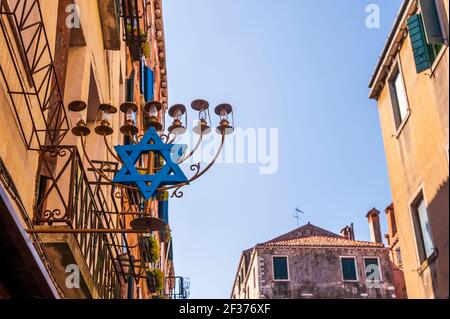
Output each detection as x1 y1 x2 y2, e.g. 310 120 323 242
256 246 395 299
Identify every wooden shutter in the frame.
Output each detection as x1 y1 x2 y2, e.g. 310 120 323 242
143 65 155 102
126 70 135 102
158 191 169 224
407 14 433 73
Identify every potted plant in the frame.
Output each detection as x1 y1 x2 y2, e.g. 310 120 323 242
160 224 172 243
146 268 164 295
142 235 160 264
126 25 150 59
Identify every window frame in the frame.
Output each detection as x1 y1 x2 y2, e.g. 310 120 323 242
272 255 290 282
388 61 411 132
409 188 436 265
363 256 383 282
340 256 359 283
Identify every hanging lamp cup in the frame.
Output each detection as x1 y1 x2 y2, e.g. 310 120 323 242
168 119 186 135
216 119 234 135
193 118 211 135
168 104 186 119
191 99 209 112
68 100 87 112
120 121 139 136
120 102 138 114
95 104 117 136
95 122 114 136
130 216 166 232
144 101 163 132
144 115 163 132
215 104 234 135
72 115 91 137
119 102 139 136
191 99 212 135
168 104 187 135
144 101 163 114
99 103 118 115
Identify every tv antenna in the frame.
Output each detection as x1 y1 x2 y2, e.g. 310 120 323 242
294 208 305 227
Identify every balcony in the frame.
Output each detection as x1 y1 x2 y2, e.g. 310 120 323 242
119 0 150 61
33 146 138 298
0 0 70 150
165 276 190 299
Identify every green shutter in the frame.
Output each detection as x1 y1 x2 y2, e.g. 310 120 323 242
407 14 433 73
273 257 288 280
341 258 357 281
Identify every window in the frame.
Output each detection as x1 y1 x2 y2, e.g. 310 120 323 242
273 256 289 281
420 0 446 45
340 257 358 282
411 193 435 263
364 257 382 282
395 247 403 267
390 209 397 236
407 5 446 74
389 67 409 129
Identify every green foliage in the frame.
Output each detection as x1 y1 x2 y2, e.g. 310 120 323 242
147 269 164 294
126 25 150 59
141 41 150 59
161 224 172 243
144 235 160 264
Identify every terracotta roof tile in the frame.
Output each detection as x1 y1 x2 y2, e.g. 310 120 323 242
261 236 384 248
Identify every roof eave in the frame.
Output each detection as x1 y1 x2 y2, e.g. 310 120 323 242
368 0 417 100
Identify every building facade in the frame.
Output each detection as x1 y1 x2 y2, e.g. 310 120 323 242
382 205 408 299
231 223 398 299
0 0 187 299
369 0 449 299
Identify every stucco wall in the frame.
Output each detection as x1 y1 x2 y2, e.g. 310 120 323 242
375 3 449 298
256 246 395 299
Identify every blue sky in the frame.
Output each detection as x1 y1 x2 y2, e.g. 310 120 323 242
164 0 403 299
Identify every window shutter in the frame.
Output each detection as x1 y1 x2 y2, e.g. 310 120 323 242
407 14 433 73
158 191 169 224
126 70 135 102
419 0 444 44
143 65 154 102
168 242 173 261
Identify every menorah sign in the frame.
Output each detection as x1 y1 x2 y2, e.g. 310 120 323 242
67 99 235 230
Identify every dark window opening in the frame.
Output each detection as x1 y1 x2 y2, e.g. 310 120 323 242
273 256 289 281
341 257 358 281
364 258 381 282
36 175 50 209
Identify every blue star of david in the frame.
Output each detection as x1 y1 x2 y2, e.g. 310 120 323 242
113 127 188 200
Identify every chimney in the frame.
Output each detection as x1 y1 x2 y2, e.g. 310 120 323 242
366 208 383 244
340 223 355 240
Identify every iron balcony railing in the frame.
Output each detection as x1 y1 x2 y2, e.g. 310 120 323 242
166 276 190 299
0 0 70 151
33 146 140 299
119 0 150 61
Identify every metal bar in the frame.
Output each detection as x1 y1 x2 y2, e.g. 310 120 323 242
26 229 150 234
